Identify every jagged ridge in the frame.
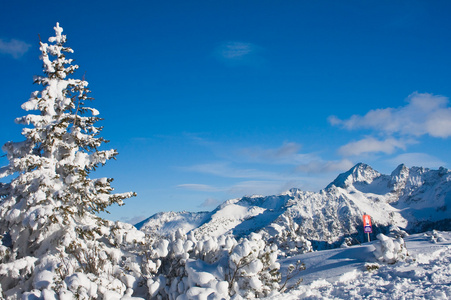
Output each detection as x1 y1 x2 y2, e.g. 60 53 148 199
138 163 451 249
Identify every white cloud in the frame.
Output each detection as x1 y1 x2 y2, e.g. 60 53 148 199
0 38 31 59
338 137 412 156
386 153 446 169
425 109 451 138
329 92 451 138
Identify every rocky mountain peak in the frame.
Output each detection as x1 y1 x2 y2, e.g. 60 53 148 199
390 164 409 178
389 164 410 192
326 162 381 189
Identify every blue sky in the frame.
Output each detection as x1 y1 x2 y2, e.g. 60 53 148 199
1 1 451 224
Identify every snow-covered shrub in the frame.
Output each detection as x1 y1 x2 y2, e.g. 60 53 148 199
388 225 409 238
340 237 353 248
109 221 146 250
278 260 305 293
226 233 280 298
0 243 11 264
141 229 226 299
0 256 38 297
266 215 313 257
425 230 447 243
276 231 312 257
365 262 380 272
373 233 408 264
141 230 282 299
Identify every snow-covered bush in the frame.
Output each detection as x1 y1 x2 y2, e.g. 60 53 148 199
141 229 225 299
340 237 353 248
227 233 280 298
388 225 409 238
0 242 11 264
265 215 313 257
0 23 138 299
279 260 305 293
364 262 380 272
425 230 447 243
373 233 408 264
274 230 312 257
141 230 282 299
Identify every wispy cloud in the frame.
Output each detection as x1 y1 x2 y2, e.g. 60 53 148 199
329 92 451 138
0 38 31 59
218 41 254 59
296 159 354 173
237 143 354 175
183 135 322 169
338 137 414 156
177 138 359 196
214 41 265 67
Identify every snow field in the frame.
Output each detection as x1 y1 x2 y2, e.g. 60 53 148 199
269 231 451 300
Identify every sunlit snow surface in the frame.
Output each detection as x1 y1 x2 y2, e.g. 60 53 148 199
271 231 451 299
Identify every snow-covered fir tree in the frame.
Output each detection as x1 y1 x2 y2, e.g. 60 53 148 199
0 23 137 298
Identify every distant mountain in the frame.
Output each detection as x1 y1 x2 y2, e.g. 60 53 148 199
135 210 210 237
137 163 451 249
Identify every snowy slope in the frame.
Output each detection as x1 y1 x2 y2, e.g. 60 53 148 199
138 163 451 249
271 231 451 299
135 211 209 237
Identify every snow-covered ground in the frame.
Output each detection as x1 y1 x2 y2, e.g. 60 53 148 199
271 231 451 299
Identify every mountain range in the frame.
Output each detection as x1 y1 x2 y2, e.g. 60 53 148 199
136 163 451 250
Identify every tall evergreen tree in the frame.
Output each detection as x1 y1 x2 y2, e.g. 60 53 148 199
0 23 136 297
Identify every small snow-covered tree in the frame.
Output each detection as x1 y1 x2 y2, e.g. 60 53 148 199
0 23 136 298
373 233 408 264
265 215 313 257
227 233 280 298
